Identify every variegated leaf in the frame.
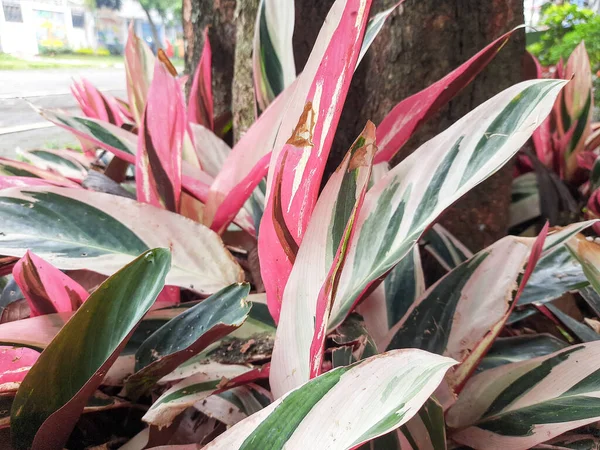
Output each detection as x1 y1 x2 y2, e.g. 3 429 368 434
563 41 593 180
375 27 521 163
143 365 270 428
189 123 231 178
136 61 185 212
328 79 567 331
13 251 89 316
357 246 425 349
270 123 375 397
0 158 80 188
421 224 473 272
204 350 455 450
125 22 155 124
0 187 243 294
17 148 90 181
125 283 251 399
381 234 541 394
447 341 600 450
253 0 296 111
71 78 125 126
259 0 373 322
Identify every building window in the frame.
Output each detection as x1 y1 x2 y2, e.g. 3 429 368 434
72 12 84 28
3 2 23 22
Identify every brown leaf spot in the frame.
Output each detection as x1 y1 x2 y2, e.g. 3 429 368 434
286 102 316 148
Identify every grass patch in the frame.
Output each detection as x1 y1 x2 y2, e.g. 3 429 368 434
0 53 184 70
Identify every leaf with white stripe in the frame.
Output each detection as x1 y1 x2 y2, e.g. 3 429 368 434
0 187 243 293
259 0 373 322
447 341 600 450
17 149 90 182
328 79 567 331
205 349 455 450
357 247 425 348
381 233 541 394
253 0 296 111
270 123 375 397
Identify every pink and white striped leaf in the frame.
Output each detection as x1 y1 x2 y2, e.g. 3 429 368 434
188 28 214 130
38 108 214 204
375 27 521 163
253 0 296 111
259 0 372 322
13 251 89 316
125 22 155 124
71 78 125 126
269 123 376 397
447 341 600 450
204 349 455 450
0 187 243 294
327 79 567 332
205 1 397 234
136 61 185 213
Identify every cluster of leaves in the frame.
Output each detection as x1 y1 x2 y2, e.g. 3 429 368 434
2 1 600 449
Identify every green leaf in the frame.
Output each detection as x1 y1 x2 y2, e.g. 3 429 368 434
10 248 170 450
125 283 252 399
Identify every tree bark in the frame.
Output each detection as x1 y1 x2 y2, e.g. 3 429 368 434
184 0 237 122
295 0 525 252
232 0 260 143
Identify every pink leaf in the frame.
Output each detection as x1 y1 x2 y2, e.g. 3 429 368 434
210 152 270 235
375 27 519 163
259 0 372 321
0 158 81 188
136 61 185 213
13 251 89 317
0 346 39 392
0 176 74 190
71 79 125 126
188 28 214 130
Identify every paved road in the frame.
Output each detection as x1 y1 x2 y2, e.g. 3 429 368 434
0 68 126 157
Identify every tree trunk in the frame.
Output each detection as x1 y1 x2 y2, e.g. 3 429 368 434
232 0 260 143
295 0 525 252
140 5 161 52
183 0 237 123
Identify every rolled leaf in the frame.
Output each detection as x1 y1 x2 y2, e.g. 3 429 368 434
328 79 567 331
10 248 170 450
447 341 600 450
563 41 593 180
13 251 89 316
253 0 296 111
259 0 372 322
204 349 455 449
136 61 185 213
125 283 251 399
0 187 243 293
270 123 376 396
125 22 155 123
188 28 214 130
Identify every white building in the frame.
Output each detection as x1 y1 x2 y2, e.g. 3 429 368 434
0 0 170 56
